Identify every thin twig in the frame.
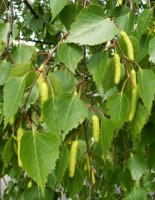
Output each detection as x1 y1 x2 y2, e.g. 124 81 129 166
24 113 33 130
82 46 87 102
121 78 129 94
3 177 8 187
7 51 15 65
18 38 53 45
46 32 69 75
115 40 130 78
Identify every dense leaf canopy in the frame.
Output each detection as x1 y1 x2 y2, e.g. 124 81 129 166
0 0 155 199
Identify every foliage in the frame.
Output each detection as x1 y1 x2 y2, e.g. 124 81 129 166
0 0 155 199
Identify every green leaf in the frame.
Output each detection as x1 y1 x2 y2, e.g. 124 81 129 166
113 5 130 18
0 60 12 85
0 103 3 124
88 51 113 91
46 23 62 37
136 34 151 62
115 11 135 34
127 153 146 181
55 146 70 184
118 168 133 191
130 103 149 137
0 23 9 42
138 69 155 112
43 98 58 134
3 137 13 167
136 9 153 36
24 186 54 200
12 45 36 65
148 143 155 169
22 84 39 111
59 4 81 30
49 70 77 95
55 93 88 136
0 40 5 54
141 125 155 145
107 93 129 129
50 0 68 19
20 132 59 191
101 117 114 158
149 37 155 64
66 169 83 196
124 187 147 200
47 172 57 190
9 63 31 78
3 77 25 126
66 5 118 45
57 43 83 73
24 186 41 200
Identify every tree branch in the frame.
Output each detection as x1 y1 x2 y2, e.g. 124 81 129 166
23 0 39 19
46 32 69 75
6 0 13 49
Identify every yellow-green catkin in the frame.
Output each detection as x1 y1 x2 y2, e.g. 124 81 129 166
69 140 79 178
37 75 48 108
130 69 136 88
118 0 123 5
92 170 96 185
10 116 15 126
128 69 138 122
120 31 134 60
92 114 100 143
17 126 24 167
114 52 121 84
128 70 138 121
128 85 138 122
27 180 33 188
